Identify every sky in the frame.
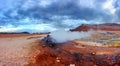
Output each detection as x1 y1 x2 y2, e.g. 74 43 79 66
0 0 120 33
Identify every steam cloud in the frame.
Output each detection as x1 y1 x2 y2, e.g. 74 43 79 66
50 30 93 43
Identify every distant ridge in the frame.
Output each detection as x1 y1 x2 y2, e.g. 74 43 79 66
0 32 30 34
71 23 120 31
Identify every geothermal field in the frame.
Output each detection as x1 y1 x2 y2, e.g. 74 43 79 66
1 0 120 66
0 24 120 66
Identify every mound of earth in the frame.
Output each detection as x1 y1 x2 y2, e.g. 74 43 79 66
71 23 120 31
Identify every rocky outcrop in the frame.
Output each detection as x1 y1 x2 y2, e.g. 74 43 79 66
71 23 120 31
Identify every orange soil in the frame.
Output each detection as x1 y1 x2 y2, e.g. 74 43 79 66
0 34 120 66
71 23 120 31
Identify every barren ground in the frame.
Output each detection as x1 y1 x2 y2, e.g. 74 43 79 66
0 34 45 66
0 32 120 66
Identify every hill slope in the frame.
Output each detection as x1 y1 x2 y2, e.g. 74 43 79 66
71 23 120 31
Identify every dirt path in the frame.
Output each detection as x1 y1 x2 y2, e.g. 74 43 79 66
0 34 44 66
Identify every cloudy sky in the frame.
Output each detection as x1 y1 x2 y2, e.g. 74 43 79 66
0 0 120 33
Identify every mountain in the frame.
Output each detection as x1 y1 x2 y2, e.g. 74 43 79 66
71 23 120 31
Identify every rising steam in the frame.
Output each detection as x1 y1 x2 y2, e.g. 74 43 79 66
49 30 93 43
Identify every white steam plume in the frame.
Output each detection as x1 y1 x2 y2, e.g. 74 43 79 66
50 30 93 43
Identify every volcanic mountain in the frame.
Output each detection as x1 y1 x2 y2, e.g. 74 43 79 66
71 23 120 31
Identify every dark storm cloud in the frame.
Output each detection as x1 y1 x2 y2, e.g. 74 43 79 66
0 0 113 22
114 0 120 21
15 0 112 21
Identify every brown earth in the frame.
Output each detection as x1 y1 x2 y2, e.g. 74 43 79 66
71 23 120 31
0 32 120 66
0 34 46 66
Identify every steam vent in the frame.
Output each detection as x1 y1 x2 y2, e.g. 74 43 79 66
41 35 56 48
